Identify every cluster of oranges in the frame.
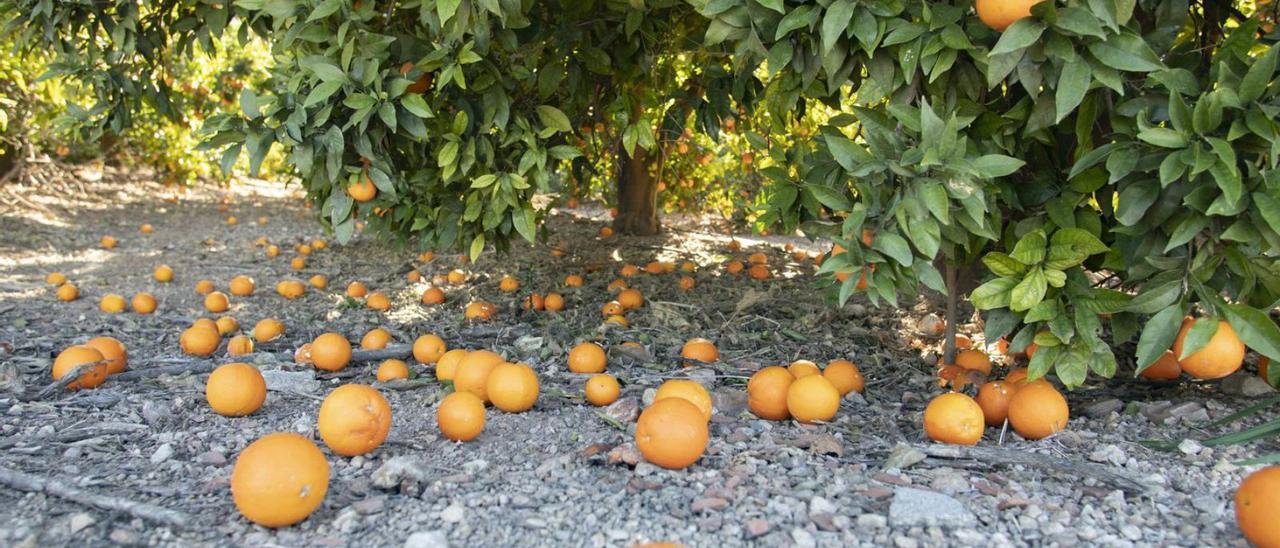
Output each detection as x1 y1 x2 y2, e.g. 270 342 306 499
50 336 128 390
747 359 864 423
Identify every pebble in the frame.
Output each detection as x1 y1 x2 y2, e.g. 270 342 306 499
67 513 95 534
372 456 430 489
808 496 837 516
463 459 488 474
605 398 640 423
196 450 226 465
856 513 888 529
439 504 465 523
149 443 174 464
744 518 770 538
352 497 386 515
790 527 816 548
881 443 925 470
889 488 975 528
1083 398 1123 419
403 530 449 548
108 529 139 544
1178 439 1204 456
1088 444 1126 466
691 497 729 513
261 370 321 394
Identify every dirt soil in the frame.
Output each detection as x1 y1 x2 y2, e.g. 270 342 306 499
0 166 1274 547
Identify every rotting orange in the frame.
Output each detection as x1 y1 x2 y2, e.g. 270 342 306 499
1139 350 1182 381
681 338 719 364
204 291 230 313
294 343 313 365
499 275 520 292
607 278 628 293
604 315 629 327
366 292 391 311
585 374 620 406
635 398 708 469
154 264 173 283
195 279 215 295
84 336 127 376
413 334 447 364
447 269 466 285
253 319 285 342
311 333 353 372
376 359 410 382
437 391 486 442
924 392 985 445
601 301 625 316
1007 380 1070 440
617 288 644 310
52 345 108 390
568 342 607 373
227 335 255 357
655 380 713 421
453 350 505 402
309 274 328 289
487 362 540 413
1236 466 1280 548
361 328 392 350
786 375 841 423
229 275 255 296
975 381 1017 426
436 348 467 381
823 359 864 395
181 325 221 357
1173 318 1245 380
788 360 821 379
131 292 157 314
421 287 446 305
346 281 368 299
206 362 267 417
975 0 1044 32
317 384 392 456
230 432 329 528
748 366 795 420
544 293 566 312
56 283 79 301
100 294 126 314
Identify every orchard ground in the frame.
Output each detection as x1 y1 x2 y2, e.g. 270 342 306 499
0 167 1274 547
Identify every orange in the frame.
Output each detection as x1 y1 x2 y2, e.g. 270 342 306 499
276 280 305 299
265 244 280 258
85 336 128 375
1139 350 1182 380
100 235 117 249
655 380 713 421
954 349 992 375
226 216 238 225
447 270 467 285
544 292 565 311
635 398 708 469
644 261 663 275
728 240 741 252
823 359 864 395
619 264 640 278
139 224 153 234
181 325 221 357
601 301 625 316
347 175 377 202
1004 367 1029 385
617 288 644 310
786 375 841 423
599 226 614 238
230 432 329 528
227 335 255 356
585 374 620 406
229 275 255 296
1262 356 1275 387
153 265 173 283
748 264 770 280
924 392 985 445
317 384 392 456
679 276 696 290
347 281 368 298
726 260 744 274
607 278 628 293
56 283 79 301
311 333 352 371
406 270 421 283
253 319 285 342
437 391 486 442
748 366 795 420
413 334 447 363
100 294 126 313
788 360 821 378
1236 466 1280 548
568 342 607 373
1007 380 1070 440
975 381 1017 426
361 328 392 350
40 272 58 286
290 256 306 270
954 334 973 350
454 350 505 402
204 291 230 313
792 251 807 262
421 287 445 305
294 343 314 364
418 251 434 262
499 275 520 292
605 315 629 327
747 252 767 266
205 363 267 416
377 359 410 382
131 292 157 314
52 345 109 390
975 0 1044 32
296 243 312 256
464 301 496 321
192 318 218 332
681 261 697 272
366 292 391 311
436 349 467 381
487 362 540 413
309 274 328 289
565 274 584 287
1173 318 1245 380
195 279 215 295
681 338 719 363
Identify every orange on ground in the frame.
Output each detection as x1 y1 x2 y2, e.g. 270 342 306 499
181 325 221 357
421 287 445 305
317 384 392 456
100 235 117 249
568 342 607 373
311 333 353 371
1007 380 1070 440
824 359 864 395
747 252 767 266
229 275 255 296
681 261 697 272
605 315 629 327
139 224 153 234
294 343 313 365
726 260 744 274
413 334 447 364
309 274 328 289
601 301 624 316
206 363 267 416
544 293 565 311
85 336 127 375
487 363 540 413
1139 350 1182 381
748 366 795 420
788 360 821 378
447 270 466 285
655 380 713 421
681 338 719 363
975 0 1044 32
679 276 696 290
296 244 312 256
253 319 285 342
53 345 109 390
265 245 280 258
607 279 628 292
347 281 368 299
924 392 985 445
617 288 644 310
499 275 520 292
204 291 229 313
786 375 841 423
361 328 392 350
435 349 467 381
192 318 218 332
645 261 663 275
227 335 255 356
464 301 495 321
565 274 584 287
230 432 329 528
1173 318 1245 380
195 279 215 295
56 283 79 301
437 391 486 442
215 316 238 335
406 270 421 283
523 293 545 312
453 350 504 402
954 349 992 375
748 264 770 280
276 280 305 299
585 374 620 406
154 265 173 282
377 359 410 382
100 294 126 313
131 293 157 314
635 398 708 469
366 292 391 311
599 226 614 238
975 381 1017 426
620 264 639 278
1236 466 1280 548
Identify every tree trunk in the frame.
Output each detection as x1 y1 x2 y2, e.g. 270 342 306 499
613 145 660 235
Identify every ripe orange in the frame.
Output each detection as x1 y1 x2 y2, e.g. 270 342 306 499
139 224 153 234
954 349 992 375
52 345 109 390
617 288 644 310
346 281 368 299
131 292 157 314
437 391 486 442
317 384 392 456
230 432 329 527
679 276 696 290
202 291 229 313
366 292 391 311
227 335 255 356
1236 466 1280 548
748 366 795 420
975 0 1044 32
619 264 640 278
1004 367 1029 385
748 264 770 280
728 240 741 252
181 325 221 357
226 216 238 225
154 265 173 283
599 226 614 238
635 398 708 469
206 363 267 416
413 334 447 363
585 374 620 406
361 328 392 350
454 350 505 402
924 392 985 445
253 319 285 342
655 380 713 421
726 260 744 274
823 359 864 395
786 375 841 423
788 360 821 378
192 317 218 332
975 381 1017 426
569 342 607 373
347 175 377 202
607 278 628 292
84 336 127 375
544 292 566 311
309 274 328 289
681 261 697 272
406 270 421 283
604 314 629 327
265 245 280 258
296 243 312 256
195 279 215 295
565 274 584 287
276 280 305 299
464 301 496 321
487 362 540 413
56 283 79 301
1007 380 1070 440
747 252 767 266
421 287 445 305
311 333 352 371
1139 350 1182 380
436 349 467 381
100 235 117 249
377 359 410 382
681 338 719 363
289 256 306 271
601 301 625 316
447 269 467 285
229 275 255 296
499 275 520 292
1173 318 1245 380
46 271 66 285
523 293 545 311
99 294 126 313
644 261 663 275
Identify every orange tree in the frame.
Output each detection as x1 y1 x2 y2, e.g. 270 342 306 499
7 0 1280 386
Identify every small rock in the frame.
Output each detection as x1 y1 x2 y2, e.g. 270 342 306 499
790 528 816 548
889 487 975 528
352 497 386 515
641 388 657 407
1165 401 1204 419
1140 401 1175 423
712 390 748 416
439 504 465 523
856 513 888 529
882 443 926 470
606 444 642 466
1191 495 1224 516
809 434 843 457
848 304 867 317
67 513 95 534
1088 444 1126 466
810 513 839 532
196 450 226 465
372 456 431 489
809 496 837 516
997 498 1031 511
403 530 449 548
331 507 360 533
634 462 658 476
1221 373 1276 397
149 443 174 465
1083 398 1123 419
108 529 139 544
261 370 322 394
523 518 547 529
1178 439 1204 456
744 518 770 538
606 398 640 424
691 497 729 513
462 459 488 474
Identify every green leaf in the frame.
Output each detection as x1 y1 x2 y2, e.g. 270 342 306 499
1164 215 1208 252
990 19 1045 56
971 277 1018 310
821 0 855 54
401 94 433 118
307 0 342 21
306 60 347 83
1010 267 1048 312
469 233 485 262
512 207 536 243
1223 303 1280 362
1135 304 1185 371
1240 43 1280 104
536 105 572 133
1124 279 1183 315
824 131 861 172
754 0 785 14
1050 227 1109 255
1137 127 1187 148
971 154 1025 177
775 6 818 40
1087 31 1165 72
807 184 853 211
1177 317 1220 361
1055 58 1091 122
982 252 1028 277
303 80 343 107
438 0 461 23
1054 7 1106 38
1009 229 1047 264
871 232 914 266
920 181 949 224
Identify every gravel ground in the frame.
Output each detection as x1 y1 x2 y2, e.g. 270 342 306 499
0 166 1274 547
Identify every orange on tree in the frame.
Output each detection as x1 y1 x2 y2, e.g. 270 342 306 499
317 384 392 456
585 374 620 406
635 398 708 470
253 319 285 342
786 375 841 423
454 350 505 402
361 328 392 350
181 325 221 357
195 279 215 295
230 432 329 528
85 336 127 375
1236 466 1280 548
1173 317 1245 380
377 359 410 382
347 174 378 202
680 338 719 364
823 359 864 395
975 381 1017 426
924 392 985 445
975 0 1044 32
568 342 607 373
52 345 109 390
435 348 467 381
346 281 368 298
99 294 126 313
487 362 540 413
413 334 447 363
1007 380 1070 440
229 275 255 296
205 363 267 417
311 333 353 371
654 380 713 421
154 264 173 282
437 391 486 442
788 360 821 378
544 292 566 311
1139 350 1182 381
227 335 255 356
56 283 79 301
421 287 446 305
131 292 157 314
204 291 230 313
748 366 795 420
366 292 391 311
